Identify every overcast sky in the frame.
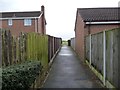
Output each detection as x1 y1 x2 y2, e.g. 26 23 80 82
0 0 120 40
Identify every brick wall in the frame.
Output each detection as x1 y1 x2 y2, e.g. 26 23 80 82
38 17 43 34
75 12 85 61
38 15 46 34
85 24 119 36
75 12 119 62
2 19 36 37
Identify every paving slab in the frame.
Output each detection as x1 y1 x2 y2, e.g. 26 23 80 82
43 45 103 88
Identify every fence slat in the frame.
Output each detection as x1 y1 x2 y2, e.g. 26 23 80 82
113 30 118 87
85 28 120 88
1 29 62 69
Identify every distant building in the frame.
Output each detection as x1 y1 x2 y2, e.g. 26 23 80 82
74 7 120 61
0 5 46 36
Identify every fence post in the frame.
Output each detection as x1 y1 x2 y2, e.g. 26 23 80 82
53 37 54 55
103 31 106 85
89 34 92 65
118 28 120 87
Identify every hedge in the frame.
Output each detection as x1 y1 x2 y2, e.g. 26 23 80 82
2 60 42 89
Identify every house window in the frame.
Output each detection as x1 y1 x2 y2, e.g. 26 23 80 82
8 19 13 26
24 19 32 26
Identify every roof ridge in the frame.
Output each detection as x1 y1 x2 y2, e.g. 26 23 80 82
1 11 42 18
1 11 41 13
77 7 120 10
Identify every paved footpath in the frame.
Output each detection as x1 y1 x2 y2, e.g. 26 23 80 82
43 45 103 88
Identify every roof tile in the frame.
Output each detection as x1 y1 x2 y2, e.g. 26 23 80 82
78 7 120 22
0 11 42 18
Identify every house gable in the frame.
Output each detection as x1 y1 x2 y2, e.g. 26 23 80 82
0 5 47 36
74 7 120 61
74 9 86 61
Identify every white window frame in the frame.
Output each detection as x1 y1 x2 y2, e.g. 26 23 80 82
24 19 32 26
8 19 13 26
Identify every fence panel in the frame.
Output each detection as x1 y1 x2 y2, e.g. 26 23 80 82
113 30 119 87
85 36 90 61
113 29 118 87
2 30 12 66
26 33 49 67
106 31 114 84
91 34 98 68
118 29 120 88
71 38 75 50
2 30 26 66
12 38 17 64
1 29 62 67
85 28 120 88
105 29 119 87
0 29 2 67
97 32 103 74
48 35 51 62
69 37 75 51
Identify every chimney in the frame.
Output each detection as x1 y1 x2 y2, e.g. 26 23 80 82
41 5 46 34
41 5 45 16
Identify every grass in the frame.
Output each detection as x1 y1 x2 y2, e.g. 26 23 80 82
62 40 68 46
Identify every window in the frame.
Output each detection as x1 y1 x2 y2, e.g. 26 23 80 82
24 19 32 26
8 19 12 26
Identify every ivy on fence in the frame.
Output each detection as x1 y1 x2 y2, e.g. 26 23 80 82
2 30 27 66
0 29 62 88
1 29 62 68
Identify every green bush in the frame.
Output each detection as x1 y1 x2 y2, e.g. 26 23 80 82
2 61 43 90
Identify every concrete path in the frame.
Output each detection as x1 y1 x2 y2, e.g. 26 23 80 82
43 45 103 88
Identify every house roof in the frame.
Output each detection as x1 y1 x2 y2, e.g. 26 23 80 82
0 11 42 18
78 7 120 22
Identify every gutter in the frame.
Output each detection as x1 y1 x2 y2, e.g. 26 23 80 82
85 21 120 25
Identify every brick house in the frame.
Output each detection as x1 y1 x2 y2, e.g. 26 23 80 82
74 7 120 61
0 5 46 37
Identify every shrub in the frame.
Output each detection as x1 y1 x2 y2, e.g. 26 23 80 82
2 60 43 90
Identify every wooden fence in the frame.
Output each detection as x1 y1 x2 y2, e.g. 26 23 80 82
68 37 75 50
48 35 62 63
2 30 30 66
85 28 120 88
0 29 2 67
70 37 75 50
1 29 62 67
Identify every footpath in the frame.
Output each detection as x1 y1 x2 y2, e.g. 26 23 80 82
43 45 103 88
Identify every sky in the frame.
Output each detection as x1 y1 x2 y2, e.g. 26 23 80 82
0 0 120 40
